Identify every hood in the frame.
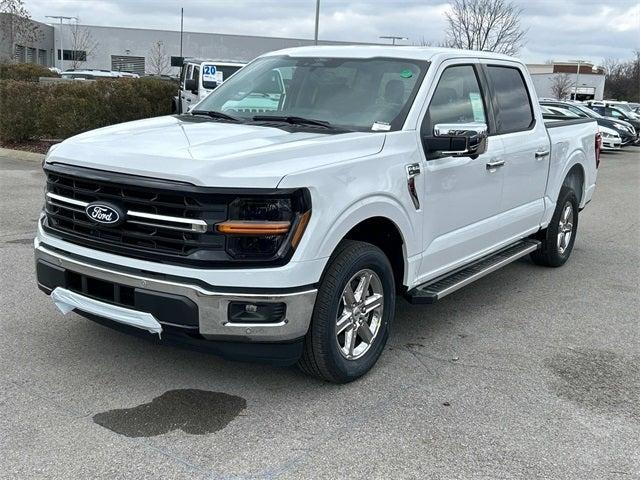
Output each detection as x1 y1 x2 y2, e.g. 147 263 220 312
47 115 386 188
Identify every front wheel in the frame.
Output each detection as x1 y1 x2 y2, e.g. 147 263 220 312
298 240 395 383
531 186 579 267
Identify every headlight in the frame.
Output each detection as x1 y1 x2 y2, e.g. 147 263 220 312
216 191 311 261
602 132 615 138
613 123 629 132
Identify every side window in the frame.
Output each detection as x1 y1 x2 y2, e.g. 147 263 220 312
610 109 623 118
486 66 534 133
193 66 200 89
180 64 188 86
424 65 487 133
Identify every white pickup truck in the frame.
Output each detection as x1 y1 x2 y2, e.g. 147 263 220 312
35 46 600 383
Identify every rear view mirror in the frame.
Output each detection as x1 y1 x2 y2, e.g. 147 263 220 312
424 122 488 158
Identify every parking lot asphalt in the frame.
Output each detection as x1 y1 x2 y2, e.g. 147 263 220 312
1 147 639 480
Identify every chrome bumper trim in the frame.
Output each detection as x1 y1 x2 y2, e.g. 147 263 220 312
51 287 163 336
35 240 317 342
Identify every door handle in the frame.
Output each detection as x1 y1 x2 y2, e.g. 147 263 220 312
486 160 505 170
535 149 550 159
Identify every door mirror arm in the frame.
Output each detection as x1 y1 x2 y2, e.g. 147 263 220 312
423 122 488 159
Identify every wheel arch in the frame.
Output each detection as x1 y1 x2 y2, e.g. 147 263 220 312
563 163 585 205
341 217 406 292
310 197 418 288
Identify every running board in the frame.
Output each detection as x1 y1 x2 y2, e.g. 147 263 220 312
406 239 541 304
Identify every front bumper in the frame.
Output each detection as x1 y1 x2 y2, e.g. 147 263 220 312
35 239 317 344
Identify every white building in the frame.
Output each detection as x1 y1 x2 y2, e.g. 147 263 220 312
527 62 606 101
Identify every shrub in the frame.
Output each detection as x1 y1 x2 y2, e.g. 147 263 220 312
0 78 177 142
0 63 58 82
0 80 43 141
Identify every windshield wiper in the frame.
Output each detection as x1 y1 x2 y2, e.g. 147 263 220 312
251 115 349 131
190 110 243 123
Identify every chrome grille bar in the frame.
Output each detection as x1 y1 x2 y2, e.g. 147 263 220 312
45 192 208 233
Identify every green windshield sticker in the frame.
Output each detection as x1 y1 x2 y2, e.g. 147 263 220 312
400 69 413 78
469 92 485 122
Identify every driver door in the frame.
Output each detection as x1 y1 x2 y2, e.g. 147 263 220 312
417 62 506 283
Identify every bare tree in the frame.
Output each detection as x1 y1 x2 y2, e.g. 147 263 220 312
0 0 42 62
67 22 98 69
147 40 169 75
550 73 573 100
603 51 640 102
444 0 527 56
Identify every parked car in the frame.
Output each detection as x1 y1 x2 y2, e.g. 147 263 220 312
176 58 246 113
591 100 640 120
36 46 600 383
585 101 640 135
60 69 140 80
598 125 622 150
541 100 638 146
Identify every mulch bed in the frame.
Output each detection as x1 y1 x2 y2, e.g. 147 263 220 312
0 139 59 155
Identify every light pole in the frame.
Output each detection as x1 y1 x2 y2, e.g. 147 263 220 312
379 35 408 46
573 60 582 101
46 15 77 71
314 0 320 45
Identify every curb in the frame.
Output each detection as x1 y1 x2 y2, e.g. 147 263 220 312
0 147 45 163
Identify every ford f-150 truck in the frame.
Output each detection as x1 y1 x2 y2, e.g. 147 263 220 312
35 46 600 383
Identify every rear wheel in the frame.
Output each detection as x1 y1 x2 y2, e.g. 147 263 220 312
531 186 579 267
298 240 395 383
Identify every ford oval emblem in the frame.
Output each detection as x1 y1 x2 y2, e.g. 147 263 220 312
85 202 125 226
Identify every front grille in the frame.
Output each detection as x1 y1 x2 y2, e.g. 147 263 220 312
43 164 232 266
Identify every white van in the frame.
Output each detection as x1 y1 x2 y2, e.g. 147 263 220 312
177 59 245 113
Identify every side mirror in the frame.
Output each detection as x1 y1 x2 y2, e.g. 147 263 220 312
424 122 488 158
184 79 198 93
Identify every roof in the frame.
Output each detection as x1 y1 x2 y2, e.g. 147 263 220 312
183 58 246 66
262 45 519 62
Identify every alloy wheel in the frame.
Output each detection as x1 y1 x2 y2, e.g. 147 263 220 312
557 201 574 255
336 269 384 360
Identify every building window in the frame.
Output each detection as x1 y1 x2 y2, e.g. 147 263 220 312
26 47 36 64
111 55 146 76
14 45 26 63
57 49 87 61
38 49 48 66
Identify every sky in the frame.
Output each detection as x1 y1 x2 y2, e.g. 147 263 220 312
24 0 640 64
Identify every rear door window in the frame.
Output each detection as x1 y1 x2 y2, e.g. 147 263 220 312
486 66 534 133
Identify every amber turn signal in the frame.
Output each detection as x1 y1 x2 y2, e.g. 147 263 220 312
291 211 311 248
216 220 291 235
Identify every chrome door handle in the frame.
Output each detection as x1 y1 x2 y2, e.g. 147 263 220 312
486 160 505 170
535 149 550 158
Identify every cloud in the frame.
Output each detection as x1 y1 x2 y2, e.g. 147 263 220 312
25 0 640 62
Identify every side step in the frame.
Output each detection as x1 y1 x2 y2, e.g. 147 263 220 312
406 239 541 304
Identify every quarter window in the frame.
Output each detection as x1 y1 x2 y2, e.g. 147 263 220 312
486 66 534 133
425 65 487 134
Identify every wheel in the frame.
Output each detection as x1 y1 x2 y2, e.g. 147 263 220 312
298 240 395 383
530 186 579 267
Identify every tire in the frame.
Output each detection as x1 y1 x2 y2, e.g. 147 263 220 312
530 186 579 267
298 240 396 383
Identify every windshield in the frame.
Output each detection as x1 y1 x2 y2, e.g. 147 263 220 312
613 103 632 112
195 55 428 131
